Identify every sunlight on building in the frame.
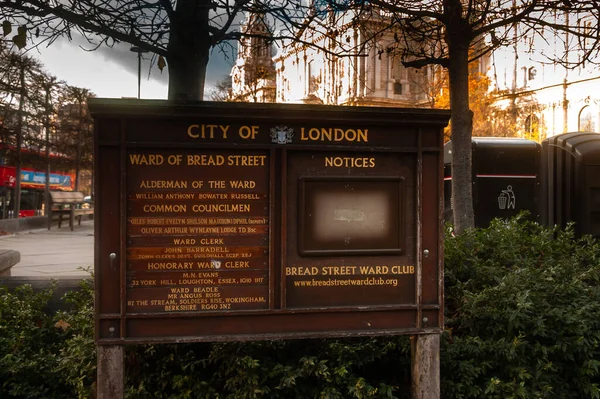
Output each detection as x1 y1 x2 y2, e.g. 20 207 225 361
231 6 600 140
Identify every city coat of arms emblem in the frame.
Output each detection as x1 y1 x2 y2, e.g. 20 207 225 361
270 125 294 144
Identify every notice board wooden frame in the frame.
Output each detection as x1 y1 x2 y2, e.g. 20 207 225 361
90 99 450 345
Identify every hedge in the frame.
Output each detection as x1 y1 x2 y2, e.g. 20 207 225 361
1 215 599 398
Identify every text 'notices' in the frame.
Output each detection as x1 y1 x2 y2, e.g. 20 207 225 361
126 150 270 313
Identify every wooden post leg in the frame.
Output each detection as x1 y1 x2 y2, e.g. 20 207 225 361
97 345 124 399
69 209 75 231
411 334 440 399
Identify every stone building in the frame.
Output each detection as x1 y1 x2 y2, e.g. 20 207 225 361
230 13 277 103
231 9 600 139
483 12 600 138
231 9 434 107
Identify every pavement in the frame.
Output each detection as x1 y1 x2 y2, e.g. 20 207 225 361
0 220 94 277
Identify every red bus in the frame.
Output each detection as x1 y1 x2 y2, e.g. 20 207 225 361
0 166 75 218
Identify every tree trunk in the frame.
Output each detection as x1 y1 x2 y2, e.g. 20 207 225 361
74 99 83 192
44 86 51 228
14 64 25 220
446 33 475 233
167 0 212 101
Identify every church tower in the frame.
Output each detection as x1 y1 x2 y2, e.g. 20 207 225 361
230 13 276 102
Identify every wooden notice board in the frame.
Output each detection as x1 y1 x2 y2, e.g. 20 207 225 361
90 99 450 344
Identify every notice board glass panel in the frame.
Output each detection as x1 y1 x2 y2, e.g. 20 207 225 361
299 177 404 256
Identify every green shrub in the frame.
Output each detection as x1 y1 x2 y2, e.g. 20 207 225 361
55 278 97 398
3 216 600 399
124 337 409 398
0 278 96 398
0 282 71 398
442 216 600 398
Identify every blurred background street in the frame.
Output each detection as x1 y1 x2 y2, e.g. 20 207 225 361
1 220 93 277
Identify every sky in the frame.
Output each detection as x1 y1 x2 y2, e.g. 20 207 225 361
28 35 234 100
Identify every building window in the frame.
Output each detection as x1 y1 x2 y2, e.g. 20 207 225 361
528 67 537 81
393 81 403 95
579 105 596 132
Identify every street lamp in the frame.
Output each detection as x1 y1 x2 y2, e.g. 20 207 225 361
130 46 148 99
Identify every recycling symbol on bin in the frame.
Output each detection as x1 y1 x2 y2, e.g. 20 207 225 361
498 185 516 210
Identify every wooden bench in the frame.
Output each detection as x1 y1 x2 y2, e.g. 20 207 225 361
48 191 94 231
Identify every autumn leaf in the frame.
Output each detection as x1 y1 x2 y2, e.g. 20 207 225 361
157 55 166 72
55 319 71 331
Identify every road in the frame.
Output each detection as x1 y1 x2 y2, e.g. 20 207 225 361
1 220 94 277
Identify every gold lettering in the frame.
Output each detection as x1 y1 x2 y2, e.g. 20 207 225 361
140 227 163 234
135 193 163 200
170 288 190 293
224 296 267 303
286 266 319 276
165 304 197 311
225 261 250 268
163 227 188 234
139 217 265 226
165 248 184 253
199 238 224 244
324 156 376 168
187 124 200 138
359 266 389 274
206 125 217 138
173 238 196 245
238 125 259 139
129 153 164 165
321 266 357 275
165 193 194 200
230 194 259 200
391 265 415 274
219 125 230 139
132 279 157 286
193 286 219 293
229 180 256 189
143 204 186 213
139 180 188 189
345 129 356 141
309 128 320 140
192 204 250 213
334 128 344 141
300 127 369 143
227 155 266 166
179 279 216 285
187 155 225 166
147 262 194 270
218 278 238 284
301 128 308 141
187 125 231 139
197 193 228 200
151 299 176 305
